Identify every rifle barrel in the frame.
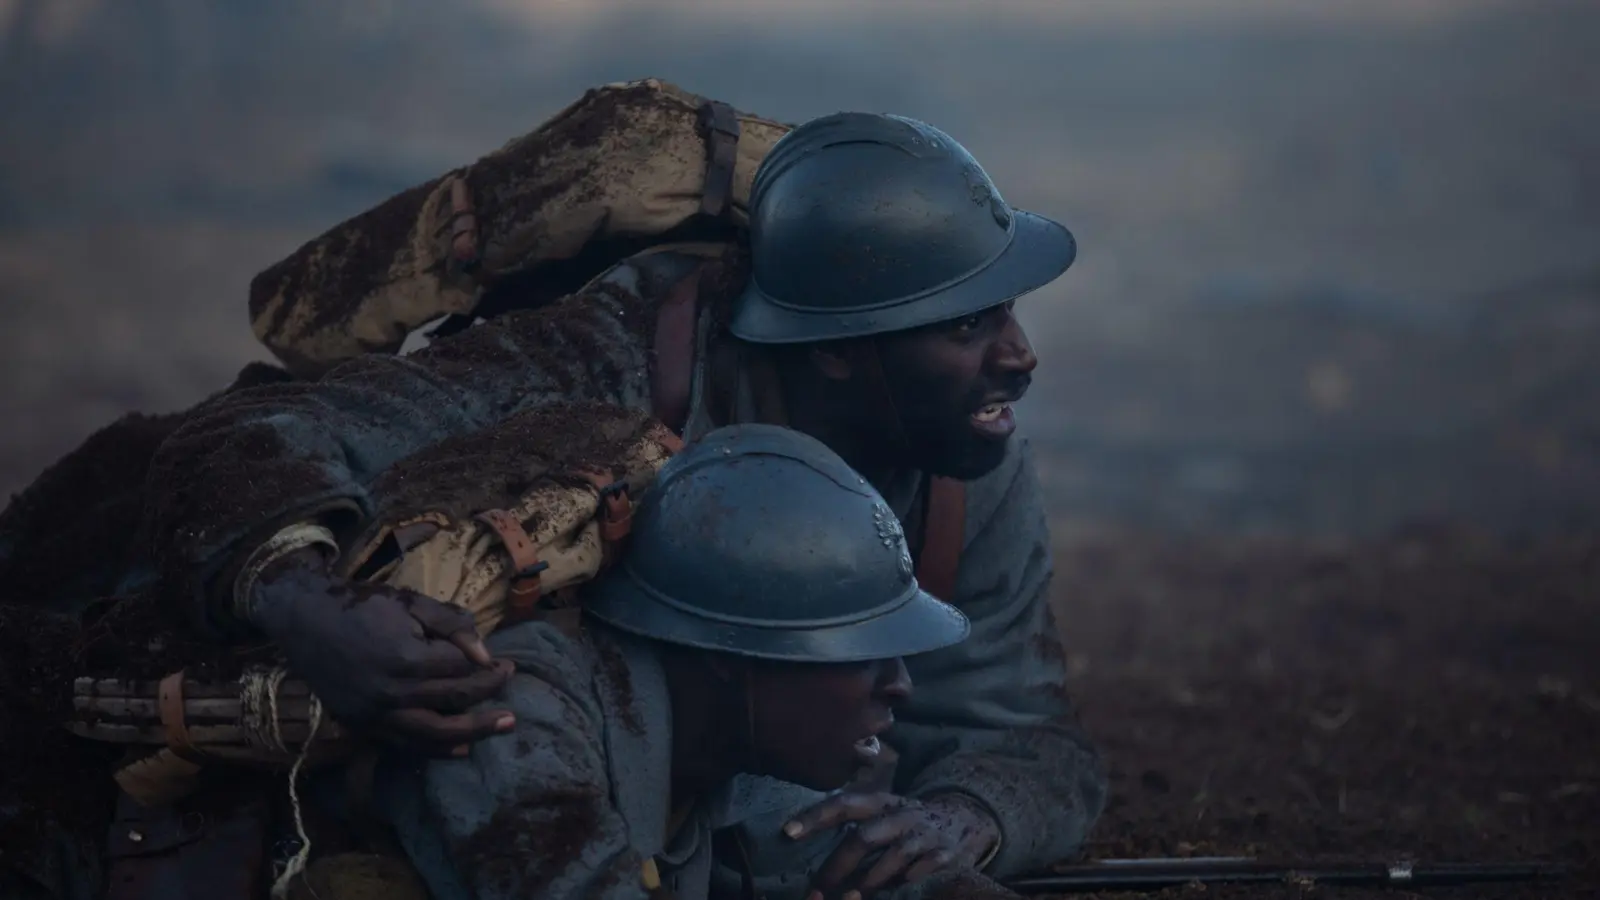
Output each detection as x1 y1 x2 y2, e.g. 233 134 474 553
1006 858 1570 894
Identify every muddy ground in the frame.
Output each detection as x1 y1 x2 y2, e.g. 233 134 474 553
1047 527 1598 899
2 505 1595 900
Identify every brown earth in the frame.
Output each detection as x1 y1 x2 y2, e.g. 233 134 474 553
1047 527 1599 900
3 525 1596 898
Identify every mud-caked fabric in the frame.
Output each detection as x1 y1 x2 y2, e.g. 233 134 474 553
0 360 296 623
374 619 874 900
374 621 662 900
0 360 297 900
138 246 1107 878
141 253 705 639
879 434 1106 877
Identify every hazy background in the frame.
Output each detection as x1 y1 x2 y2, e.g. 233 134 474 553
3 0 1598 537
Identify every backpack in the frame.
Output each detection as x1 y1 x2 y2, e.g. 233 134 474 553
248 78 794 379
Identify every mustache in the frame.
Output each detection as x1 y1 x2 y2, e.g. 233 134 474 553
974 372 1032 407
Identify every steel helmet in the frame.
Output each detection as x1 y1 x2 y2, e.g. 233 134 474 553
729 111 1077 344
583 424 970 662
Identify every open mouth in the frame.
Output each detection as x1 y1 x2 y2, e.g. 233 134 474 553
973 402 1010 423
970 396 1019 437
853 714 893 764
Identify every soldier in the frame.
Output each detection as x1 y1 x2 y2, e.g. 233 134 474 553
319 424 977 900
140 112 1106 894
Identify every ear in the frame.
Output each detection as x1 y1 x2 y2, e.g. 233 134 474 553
808 344 854 382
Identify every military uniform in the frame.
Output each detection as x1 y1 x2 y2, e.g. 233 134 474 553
375 618 809 900
142 250 1103 880
366 425 979 900
138 113 1108 887
382 621 1021 900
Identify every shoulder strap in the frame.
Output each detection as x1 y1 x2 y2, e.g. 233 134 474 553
651 265 707 434
915 476 966 603
697 100 742 218
644 96 748 422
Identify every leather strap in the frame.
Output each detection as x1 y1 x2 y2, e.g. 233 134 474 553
696 101 741 218
575 471 635 565
915 476 966 602
474 509 548 620
743 348 789 426
734 346 965 600
651 266 705 434
447 175 481 273
157 671 203 764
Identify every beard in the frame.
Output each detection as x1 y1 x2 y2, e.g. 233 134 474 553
888 374 1027 480
899 411 1011 480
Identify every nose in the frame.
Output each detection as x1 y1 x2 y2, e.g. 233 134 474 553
991 307 1037 376
877 657 913 705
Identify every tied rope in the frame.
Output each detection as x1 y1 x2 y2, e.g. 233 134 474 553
240 666 325 899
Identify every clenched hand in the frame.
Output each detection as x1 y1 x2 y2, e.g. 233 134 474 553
784 791 1001 900
249 547 516 756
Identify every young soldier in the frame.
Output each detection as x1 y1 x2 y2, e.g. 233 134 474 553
335 424 975 900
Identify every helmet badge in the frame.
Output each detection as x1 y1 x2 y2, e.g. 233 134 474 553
873 502 915 583
961 163 1013 230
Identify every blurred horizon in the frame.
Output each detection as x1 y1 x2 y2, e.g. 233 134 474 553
3 0 1598 536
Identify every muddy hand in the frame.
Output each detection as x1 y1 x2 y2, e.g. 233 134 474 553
785 792 1000 900
249 546 515 756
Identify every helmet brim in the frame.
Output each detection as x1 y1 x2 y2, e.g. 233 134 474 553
582 569 972 664
729 208 1077 345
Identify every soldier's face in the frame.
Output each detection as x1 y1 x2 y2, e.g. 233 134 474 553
874 301 1037 480
748 656 912 791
